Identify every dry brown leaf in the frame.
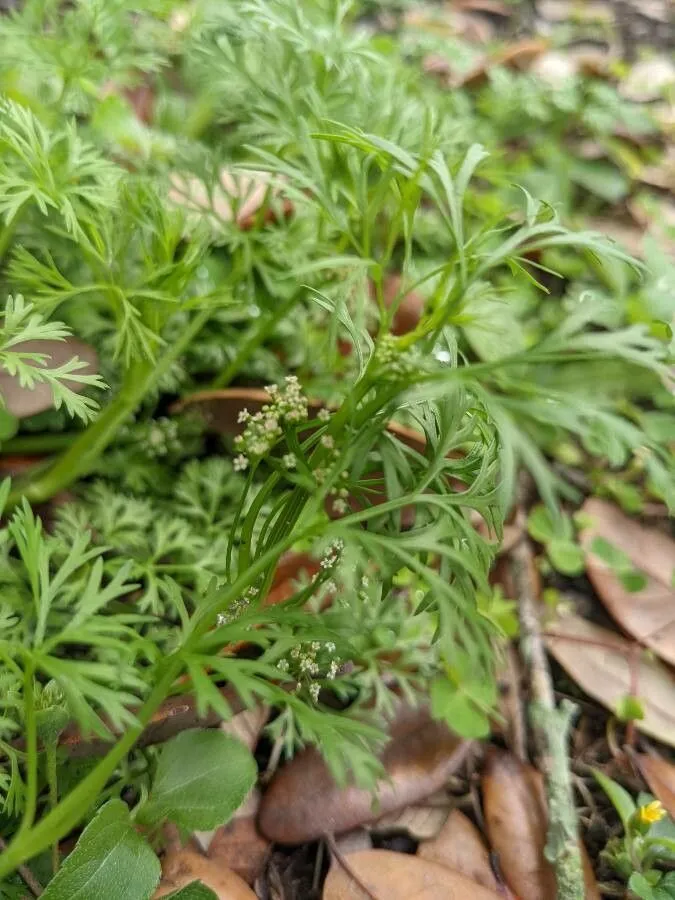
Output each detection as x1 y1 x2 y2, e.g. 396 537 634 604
483 749 557 900
418 808 500 892
207 809 270 886
257 705 472 844
0 339 98 419
332 829 373 858
457 39 549 88
220 705 269 751
579 498 675 666
546 614 675 748
531 51 579 87
152 848 256 898
482 749 600 900
168 168 292 232
635 754 675 820
373 791 451 841
323 849 502 900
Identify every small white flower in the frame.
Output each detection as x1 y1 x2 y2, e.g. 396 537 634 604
320 435 335 449
264 416 279 432
332 498 348 515
217 613 227 626
233 454 249 472
318 408 331 422
277 659 289 671
237 409 250 423
282 453 297 469
325 641 336 653
309 683 320 702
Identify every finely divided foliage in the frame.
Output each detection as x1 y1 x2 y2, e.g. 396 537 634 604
0 0 671 893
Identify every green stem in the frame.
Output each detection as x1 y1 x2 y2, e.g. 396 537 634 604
211 294 298 389
1 433 80 456
8 307 212 508
0 655 184 880
0 211 22 266
17 665 37 840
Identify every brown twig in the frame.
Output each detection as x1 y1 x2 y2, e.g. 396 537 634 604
512 506 585 900
0 837 42 897
325 832 379 900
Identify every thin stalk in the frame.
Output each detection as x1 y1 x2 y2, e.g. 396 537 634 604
211 293 298 389
45 744 59 874
1 433 80 455
17 665 37 840
8 307 212 507
0 210 22 266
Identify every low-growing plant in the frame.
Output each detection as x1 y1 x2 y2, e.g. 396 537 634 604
0 0 672 895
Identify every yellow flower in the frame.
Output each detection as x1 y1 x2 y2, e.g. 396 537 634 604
637 801 666 825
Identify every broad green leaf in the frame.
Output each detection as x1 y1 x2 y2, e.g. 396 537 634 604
547 539 585 576
430 677 490 739
593 769 636 827
629 872 656 900
137 728 256 831
526 504 557 543
41 800 160 900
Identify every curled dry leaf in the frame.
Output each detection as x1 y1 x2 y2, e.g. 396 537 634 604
546 614 675 748
168 168 292 232
257 705 472 844
457 39 549 88
323 849 502 900
620 58 675 102
579 498 675 666
152 848 256 898
0 339 98 419
634 753 675 820
482 748 600 900
417 808 500 893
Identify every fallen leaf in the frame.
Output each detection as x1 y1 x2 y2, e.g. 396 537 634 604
322 849 501 899
536 0 613 24
207 804 270 886
373 791 451 841
169 168 292 232
546 614 675 748
417 808 500 892
634 753 675 820
0 339 98 418
579 498 675 666
257 705 472 844
621 58 675 102
531 51 579 87
483 749 557 900
457 39 549 89
332 829 372 858
153 848 256 898
220 705 269 751
483 749 600 900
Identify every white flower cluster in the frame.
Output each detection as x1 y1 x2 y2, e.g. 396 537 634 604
216 585 259 626
277 639 342 703
145 417 181 459
320 538 344 571
233 376 309 471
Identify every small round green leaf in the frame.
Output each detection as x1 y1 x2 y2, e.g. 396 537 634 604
547 539 585 576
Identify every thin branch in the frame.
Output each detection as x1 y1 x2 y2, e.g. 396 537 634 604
0 836 42 897
325 832 379 900
512 509 585 900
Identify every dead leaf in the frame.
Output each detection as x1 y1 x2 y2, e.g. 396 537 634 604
373 791 451 840
639 147 675 192
323 849 502 899
418 808 500 892
621 58 675 102
531 51 579 87
207 806 270 886
482 749 600 900
482 749 557 900
257 705 472 844
168 168 292 232
634 753 675 820
457 39 549 89
546 614 675 748
579 498 675 666
0 339 98 419
332 829 373 858
153 848 256 898
536 0 613 24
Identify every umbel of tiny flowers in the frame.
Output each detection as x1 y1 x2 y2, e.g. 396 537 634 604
233 375 309 471
277 640 342 703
